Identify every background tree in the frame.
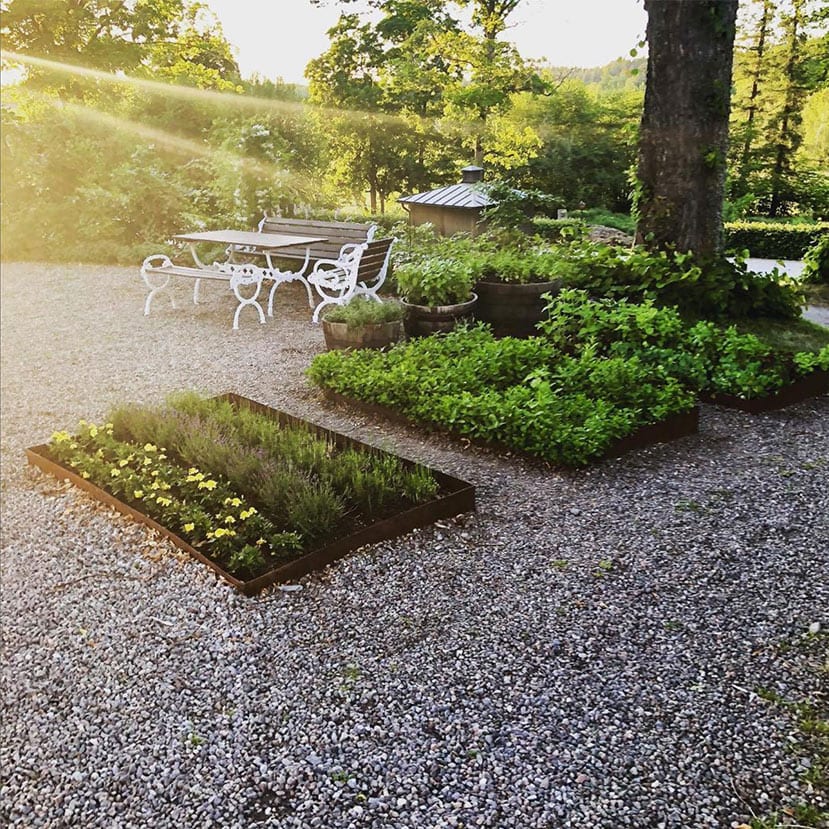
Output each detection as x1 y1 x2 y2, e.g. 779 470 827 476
636 0 739 257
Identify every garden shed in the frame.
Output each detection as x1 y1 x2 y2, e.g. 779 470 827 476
398 166 495 236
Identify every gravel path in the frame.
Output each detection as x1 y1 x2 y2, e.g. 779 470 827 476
1 262 827 828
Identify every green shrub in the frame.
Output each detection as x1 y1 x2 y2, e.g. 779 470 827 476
323 297 404 328
547 241 804 320
540 290 827 398
528 217 588 242
802 235 829 284
570 209 636 234
724 222 828 259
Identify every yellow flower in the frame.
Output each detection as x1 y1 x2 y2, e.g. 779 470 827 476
183 523 195 533
198 479 217 491
89 425 98 437
144 443 157 452
255 538 266 546
119 459 129 467
156 496 172 507
110 469 121 478
240 507 257 520
133 490 144 499
80 471 91 479
51 431 71 444
224 497 242 508
70 442 78 450
224 515 236 524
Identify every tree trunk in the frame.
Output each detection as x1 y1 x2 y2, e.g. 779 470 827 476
637 0 738 258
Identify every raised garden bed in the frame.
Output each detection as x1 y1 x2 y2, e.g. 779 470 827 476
701 369 829 413
320 389 700 465
26 393 475 595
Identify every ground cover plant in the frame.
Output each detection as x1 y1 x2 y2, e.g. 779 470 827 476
308 290 828 466
46 394 439 579
308 325 697 467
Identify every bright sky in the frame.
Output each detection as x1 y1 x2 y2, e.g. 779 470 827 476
203 0 648 84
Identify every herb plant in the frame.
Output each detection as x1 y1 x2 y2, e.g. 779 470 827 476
323 297 404 328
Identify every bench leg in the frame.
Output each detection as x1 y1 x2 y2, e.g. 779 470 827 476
141 255 177 316
193 278 201 305
231 273 266 330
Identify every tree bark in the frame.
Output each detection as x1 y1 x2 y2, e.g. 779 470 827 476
637 0 739 258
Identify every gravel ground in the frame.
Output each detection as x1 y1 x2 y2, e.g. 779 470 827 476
1 262 827 829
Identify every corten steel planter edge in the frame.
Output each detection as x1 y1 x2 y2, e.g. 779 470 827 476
699 369 828 413
25 444 248 593
26 397 476 596
320 390 700 466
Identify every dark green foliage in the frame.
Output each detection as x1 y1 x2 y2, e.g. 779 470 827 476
528 217 588 243
802 235 829 283
480 181 564 230
546 241 804 320
724 222 828 258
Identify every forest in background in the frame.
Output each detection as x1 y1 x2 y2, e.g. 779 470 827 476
0 0 826 264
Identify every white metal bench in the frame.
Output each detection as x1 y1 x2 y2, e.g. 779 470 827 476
308 237 395 322
140 255 273 330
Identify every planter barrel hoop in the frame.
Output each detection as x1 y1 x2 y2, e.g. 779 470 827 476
321 318 404 351
402 293 478 338
474 279 562 339
26 394 476 596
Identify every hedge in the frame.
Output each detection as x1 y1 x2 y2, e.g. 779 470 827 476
724 222 829 259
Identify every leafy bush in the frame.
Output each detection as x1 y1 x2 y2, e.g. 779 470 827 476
480 181 564 230
724 222 828 259
528 217 588 242
546 241 804 320
323 297 404 327
540 290 828 399
802 235 829 284
570 209 636 234
472 247 563 285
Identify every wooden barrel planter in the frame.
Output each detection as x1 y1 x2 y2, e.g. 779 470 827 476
402 294 478 338
474 279 562 338
322 319 404 351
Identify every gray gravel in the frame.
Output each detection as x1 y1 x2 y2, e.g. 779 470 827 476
1 261 827 828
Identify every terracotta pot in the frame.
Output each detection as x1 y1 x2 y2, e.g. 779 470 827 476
322 318 403 351
474 279 562 338
402 293 478 337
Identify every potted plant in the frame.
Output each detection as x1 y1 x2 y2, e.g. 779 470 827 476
321 297 404 350
472 247 563 338
395 256 478 337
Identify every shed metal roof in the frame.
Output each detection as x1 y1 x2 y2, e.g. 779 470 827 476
398 182 495 209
